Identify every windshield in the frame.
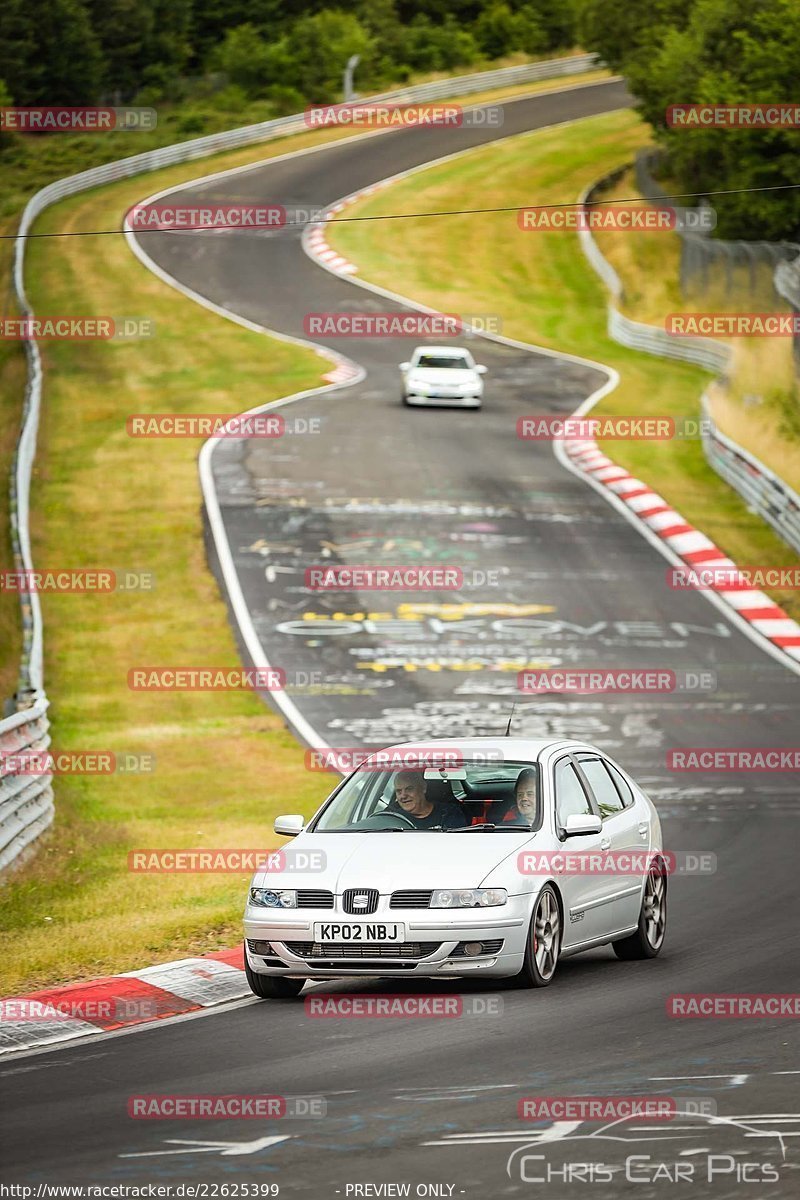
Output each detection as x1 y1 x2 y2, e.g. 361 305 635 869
312 760 541 832
414 354 471 370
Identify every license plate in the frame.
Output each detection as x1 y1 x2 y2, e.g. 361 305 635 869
313 922 406 943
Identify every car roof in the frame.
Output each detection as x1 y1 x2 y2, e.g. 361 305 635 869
360 737 591 760
413 345 471 356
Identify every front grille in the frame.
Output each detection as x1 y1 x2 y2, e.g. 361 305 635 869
342 887 379 915
450 939 504 957
390 890 433 909
296 890 334 908
283 941 440 960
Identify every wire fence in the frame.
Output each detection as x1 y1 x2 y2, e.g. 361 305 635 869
635 149 800 305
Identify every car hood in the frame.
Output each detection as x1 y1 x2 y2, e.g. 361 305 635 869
408 368 477 386
253 830 536 892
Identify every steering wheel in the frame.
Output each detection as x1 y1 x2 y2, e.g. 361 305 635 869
351 809 418 831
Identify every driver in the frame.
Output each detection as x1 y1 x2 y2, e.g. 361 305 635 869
392 770 467 829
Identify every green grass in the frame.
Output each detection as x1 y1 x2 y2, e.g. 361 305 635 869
328 108 800 622
0 139 345 995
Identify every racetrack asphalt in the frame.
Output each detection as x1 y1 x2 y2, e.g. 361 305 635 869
3 78 797 1197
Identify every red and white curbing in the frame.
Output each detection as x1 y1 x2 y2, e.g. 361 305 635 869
0 946 249 1056
322 361 361 384
564 438 800 663
305 181 392 276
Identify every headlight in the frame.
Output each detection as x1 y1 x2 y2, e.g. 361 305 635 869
249 888 297 908
431 888 507 908
408 378 429 393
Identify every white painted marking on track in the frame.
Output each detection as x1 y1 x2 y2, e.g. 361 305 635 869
120 1135 293 1158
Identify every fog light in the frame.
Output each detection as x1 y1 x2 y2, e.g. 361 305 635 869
252 940 272 955
463 942 483 957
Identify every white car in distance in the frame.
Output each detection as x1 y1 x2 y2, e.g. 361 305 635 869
399 346 486 408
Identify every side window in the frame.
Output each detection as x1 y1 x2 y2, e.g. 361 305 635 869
604 760 635 808
577 757 624 819
554 759 593 827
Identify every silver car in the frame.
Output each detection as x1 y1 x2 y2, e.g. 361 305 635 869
243 738 667 998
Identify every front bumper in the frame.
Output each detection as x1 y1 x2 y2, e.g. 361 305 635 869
404 392 482 408
244 896 530 979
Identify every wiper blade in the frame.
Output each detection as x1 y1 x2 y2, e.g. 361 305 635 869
447 823 497 832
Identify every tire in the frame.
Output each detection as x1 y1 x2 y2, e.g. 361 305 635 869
613 861 667 960
512 884 561 988
245 956 305 999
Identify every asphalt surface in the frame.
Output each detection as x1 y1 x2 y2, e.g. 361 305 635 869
3 79 798 1197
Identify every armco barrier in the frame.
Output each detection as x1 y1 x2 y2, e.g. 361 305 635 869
2 54 600 869
700 395 800 555
578 173 800 555
0 698 52 871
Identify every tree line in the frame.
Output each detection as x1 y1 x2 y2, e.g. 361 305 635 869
576 0 800 240
0 1 576 110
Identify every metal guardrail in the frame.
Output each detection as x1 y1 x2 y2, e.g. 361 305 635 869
700 395 800 555
2 53 600 870
0 698 52 871
578 177 732 373
579 172 800 555
606 307 731 373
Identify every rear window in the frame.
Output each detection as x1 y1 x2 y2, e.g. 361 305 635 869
416 354 470 369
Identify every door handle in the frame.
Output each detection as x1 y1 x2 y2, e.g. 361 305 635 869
638 822 649 839
600 837 611 850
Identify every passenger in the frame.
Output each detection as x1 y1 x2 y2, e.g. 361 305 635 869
505 767 539 825
392 770 467 829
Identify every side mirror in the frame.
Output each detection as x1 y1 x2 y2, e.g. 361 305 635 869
475 364 488 374
563 813 602 837
399 361 411 371
274 814 304 838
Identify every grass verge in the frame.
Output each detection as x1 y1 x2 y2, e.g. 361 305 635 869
327 108 800 621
